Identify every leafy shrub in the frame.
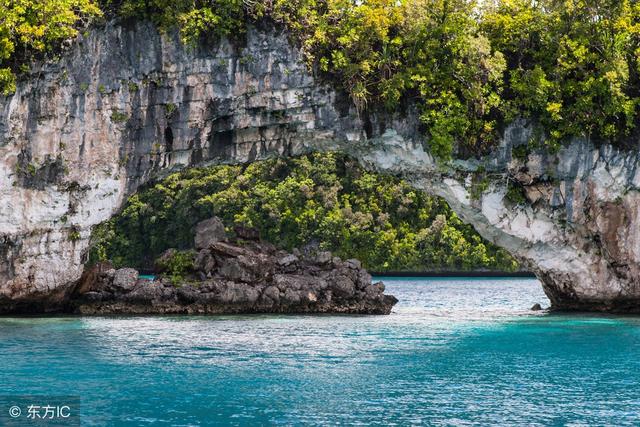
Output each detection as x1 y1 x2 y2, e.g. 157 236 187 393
110 109 128 122
0 0 102 95
505 181 527 206
98 0 640 156
111 0 246 45
483 0 640 147
155 249 196 285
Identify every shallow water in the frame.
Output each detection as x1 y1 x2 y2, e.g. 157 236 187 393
2 277 640 426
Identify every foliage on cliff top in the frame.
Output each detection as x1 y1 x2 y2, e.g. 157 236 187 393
89 153 518 273
4 1 640 157
0 0 102 94
103 0 246 45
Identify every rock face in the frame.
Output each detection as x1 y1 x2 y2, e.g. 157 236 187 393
71 218 397 315
194 217 227 249
431 127 640 313
0 20 639 312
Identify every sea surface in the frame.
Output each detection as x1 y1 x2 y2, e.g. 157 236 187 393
1 277 640 426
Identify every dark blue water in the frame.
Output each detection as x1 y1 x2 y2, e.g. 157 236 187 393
2 277 640 426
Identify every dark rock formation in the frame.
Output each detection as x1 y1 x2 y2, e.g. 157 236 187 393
194 217 227 249
233 225 261 241
69 218 397 315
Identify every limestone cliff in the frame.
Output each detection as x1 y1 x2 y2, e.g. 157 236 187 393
0 21 639 312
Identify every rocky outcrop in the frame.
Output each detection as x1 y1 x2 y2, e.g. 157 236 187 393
1 20 639 312
194 216 227 249
410 126 640 313
452 129 640 313
71 218 397 315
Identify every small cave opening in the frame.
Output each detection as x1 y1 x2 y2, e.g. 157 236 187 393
209 129 234 158
164 127 174 152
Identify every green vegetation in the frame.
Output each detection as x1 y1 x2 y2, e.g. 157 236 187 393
155 249 196 284
288 0 506 159
112 0 246 46
505 180 527 206
164 102 177 116
69 227 81 242
101 0 640 158
0 0 102 95
110 109 128 122
484 0 640 147
90 153 518 272
512 144 530 162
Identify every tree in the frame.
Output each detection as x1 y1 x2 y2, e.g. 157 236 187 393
0 0 102 95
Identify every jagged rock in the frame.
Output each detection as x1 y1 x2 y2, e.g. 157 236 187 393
277 254 298 267
219 256 262 282
124 280 176 304
531 303 543 311
194 249 217 274
234 225 260 241
75 262 112 295
210 242 252 258
215 282 261 305
345 259 362 269
330 274 356 298
306 291 318 303
70 217 397 315
195 217 227 249
112 268 139 291
316 251 332 265
273 274 327 292
282 288 302 305
155 249 177 272
357 271 373 289
261 286 280 305
365 282 386 297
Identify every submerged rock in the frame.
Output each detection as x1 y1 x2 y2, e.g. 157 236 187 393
70 217 397 315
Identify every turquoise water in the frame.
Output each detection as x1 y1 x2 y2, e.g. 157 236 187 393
2 277 640 426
